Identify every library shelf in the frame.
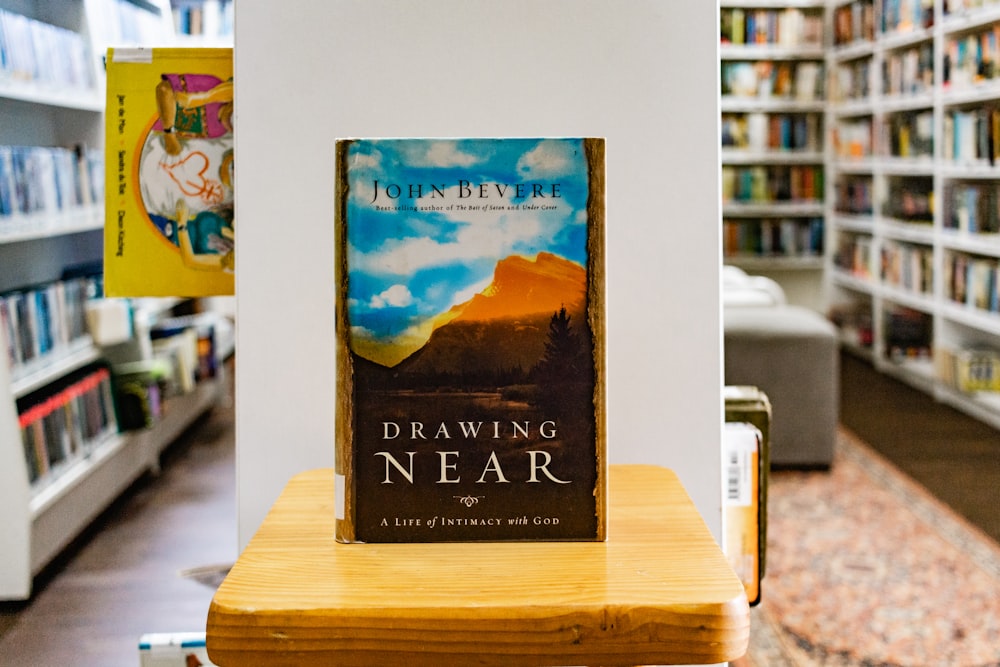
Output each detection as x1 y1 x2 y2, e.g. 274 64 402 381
825 0 1000 431
0 0 206 601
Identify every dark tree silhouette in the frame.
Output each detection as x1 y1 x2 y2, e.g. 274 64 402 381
532 306 593 418
536 306 584 378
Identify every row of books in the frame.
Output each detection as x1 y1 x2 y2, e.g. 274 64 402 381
721 165 824 204
945 250 1000 311
836 238 1000 312
721 61 825 103
17 364 117 486
884 177 934 223
834 232 875 279
943 106 1000 165
880 0 935 34
171 0 234 38
828 298 875 348
0 10 94 92
835 0 876 47
834 118 873 159
884 306 932 361
883 43 935 97
944 0 1000 14
1 276 99 377
944 25 1000 90
0 145 103 222
881 239 934 295
723 217 824 259
721 112 822 153
885 110 934 159
832 107 999 165
948 181 1000 233
720 7 823 49
112 0 170 45
832 58 872 103
937 345 1000 393
835 176 874 215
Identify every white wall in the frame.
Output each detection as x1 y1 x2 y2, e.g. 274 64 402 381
234 0 724 547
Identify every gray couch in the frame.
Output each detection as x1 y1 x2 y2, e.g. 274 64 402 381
723 267 838 468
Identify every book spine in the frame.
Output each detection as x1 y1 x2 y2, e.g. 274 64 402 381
334 139 356 543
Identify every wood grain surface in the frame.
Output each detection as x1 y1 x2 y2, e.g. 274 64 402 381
207 464 749 666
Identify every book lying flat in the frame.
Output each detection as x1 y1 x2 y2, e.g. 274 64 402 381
334 138 606 542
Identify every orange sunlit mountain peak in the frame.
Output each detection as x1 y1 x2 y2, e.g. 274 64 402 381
452 252 586 323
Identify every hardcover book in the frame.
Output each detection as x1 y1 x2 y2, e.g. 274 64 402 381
335 138 606 542
103 47 234 297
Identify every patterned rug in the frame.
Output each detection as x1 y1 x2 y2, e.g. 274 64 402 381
737 428 1000 667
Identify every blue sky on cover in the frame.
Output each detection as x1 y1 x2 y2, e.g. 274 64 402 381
344 138 590 345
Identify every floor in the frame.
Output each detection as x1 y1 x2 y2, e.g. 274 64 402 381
0 352 997 666
0 364 237 667
838 351 1000 543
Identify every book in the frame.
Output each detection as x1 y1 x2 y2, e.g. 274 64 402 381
103 47 234 297
334 138 606 543
723 385 771 606
723 421 762 606
139 632 218 667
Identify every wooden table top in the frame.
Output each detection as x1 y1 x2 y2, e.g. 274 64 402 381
206 464 749 666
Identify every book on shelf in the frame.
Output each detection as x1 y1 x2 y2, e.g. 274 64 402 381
945 251 1000 312
103 47 234 298
1 275 97 377
884 306 933 360
334 138 607 543
948 181 1000 234
937 346 1000 394
720 7 823 48
834 1 875 46
16 363 117 487
721 60 825 102
0 9 95 93
0 145 103 224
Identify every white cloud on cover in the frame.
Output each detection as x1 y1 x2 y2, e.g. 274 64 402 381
423 142 479 167
516 140 575 176
352 212 543 277
368 284 414 309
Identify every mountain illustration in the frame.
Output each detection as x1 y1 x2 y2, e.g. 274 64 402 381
392 252 587 377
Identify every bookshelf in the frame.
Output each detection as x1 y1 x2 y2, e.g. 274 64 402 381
169 0 232 46
827 0 1000 430
720 0 829 308
0 0 232 600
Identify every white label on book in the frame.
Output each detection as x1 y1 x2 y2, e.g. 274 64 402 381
723 423 757 508
335 473 345 520
111 48 154 64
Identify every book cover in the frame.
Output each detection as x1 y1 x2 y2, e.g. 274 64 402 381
335 138 606 543
104 47 233 297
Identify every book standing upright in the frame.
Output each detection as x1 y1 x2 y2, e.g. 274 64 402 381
334 137 606 543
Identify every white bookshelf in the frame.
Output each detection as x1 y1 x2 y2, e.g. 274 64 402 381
0 0 233 600
826 0 1000 431
720 0 829 309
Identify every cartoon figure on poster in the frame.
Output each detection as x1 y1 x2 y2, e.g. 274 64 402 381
137 72 234 272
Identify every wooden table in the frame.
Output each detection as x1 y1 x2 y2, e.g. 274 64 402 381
206 465 750 666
